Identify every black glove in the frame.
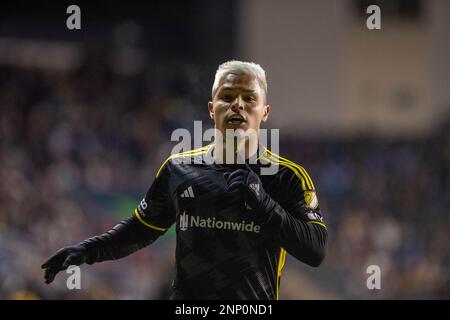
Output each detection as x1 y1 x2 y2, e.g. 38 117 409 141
41 244 89 284
41 216 161 285
224 163 275 222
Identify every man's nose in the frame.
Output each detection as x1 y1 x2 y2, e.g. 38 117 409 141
230 96 244 111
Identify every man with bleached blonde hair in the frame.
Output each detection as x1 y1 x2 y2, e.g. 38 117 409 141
209 60 270 165
42 60 328 300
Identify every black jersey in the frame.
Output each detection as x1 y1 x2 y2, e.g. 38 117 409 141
134 145 327 300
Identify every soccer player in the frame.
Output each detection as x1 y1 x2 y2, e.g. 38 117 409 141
42 61 328 299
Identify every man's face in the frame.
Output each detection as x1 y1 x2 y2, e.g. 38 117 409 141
208 73 270 136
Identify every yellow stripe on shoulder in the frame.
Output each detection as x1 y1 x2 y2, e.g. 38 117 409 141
264 155 307 190
264 149 315 190
156 145 212 177
265 149 314 188
263 152 311 190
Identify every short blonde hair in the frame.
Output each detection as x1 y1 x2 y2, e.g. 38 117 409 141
212 60 268 101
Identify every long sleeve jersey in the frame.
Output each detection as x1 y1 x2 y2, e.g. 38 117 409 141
80 145 328 300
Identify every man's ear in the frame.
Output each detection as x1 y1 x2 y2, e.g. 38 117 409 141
208 101 214 119
262 105 271 122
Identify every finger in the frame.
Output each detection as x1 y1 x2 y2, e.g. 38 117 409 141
227 169 247 181
226 175 245 187
61 256 72 269
227 188 245 201
228 170 246 179
44 267 60 284
42 248 67 268
44 268 52 280
45 271 57 284
44 264 61 278
226 170 246 183
62 254 78 269
43 255 67 283
44 270 54 284
45 259 66 279
227 181 246 192
41 253 61 269
42 258 58 269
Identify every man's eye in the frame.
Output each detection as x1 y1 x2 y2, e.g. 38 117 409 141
222 95 233 102
244 96 255 102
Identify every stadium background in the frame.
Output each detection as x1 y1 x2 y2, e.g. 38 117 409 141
0 0 448 299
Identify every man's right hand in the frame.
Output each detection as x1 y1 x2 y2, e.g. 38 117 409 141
41 244 88 284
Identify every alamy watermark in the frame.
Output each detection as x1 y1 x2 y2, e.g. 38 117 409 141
366 5 381 30
66 5 81 30
366 265 381 290
170 121 280 175
66 265 81 290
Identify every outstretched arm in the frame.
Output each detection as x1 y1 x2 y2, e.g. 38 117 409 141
42 159 175 284
41 215 167 284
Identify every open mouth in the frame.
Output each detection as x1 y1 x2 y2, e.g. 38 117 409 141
227 114 247 125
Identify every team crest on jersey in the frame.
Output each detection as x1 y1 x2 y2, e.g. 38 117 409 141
304 191 318 209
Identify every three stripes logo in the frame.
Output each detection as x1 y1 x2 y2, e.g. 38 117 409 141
249 183 260 197
180 186 195 198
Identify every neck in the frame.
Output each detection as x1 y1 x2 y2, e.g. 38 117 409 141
213 128 259 164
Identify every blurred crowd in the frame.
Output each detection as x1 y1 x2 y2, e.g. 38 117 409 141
0 56 449 299
284 125 450 299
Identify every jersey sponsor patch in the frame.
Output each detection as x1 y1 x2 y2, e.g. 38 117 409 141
304 190 318 209
178 211 261 233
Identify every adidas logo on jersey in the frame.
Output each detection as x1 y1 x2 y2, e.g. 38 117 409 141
180 186 195 198
249 183 260 196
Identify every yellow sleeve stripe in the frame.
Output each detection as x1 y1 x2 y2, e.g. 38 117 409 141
174 145 211 156
255 148 268 161
155 145 212 178
156 157 172 178
265 149 314 189
276 248 287 300
134 208 167 232
263 154 309 191
308 221 327 229
265 149 315 189
264 149 313 187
